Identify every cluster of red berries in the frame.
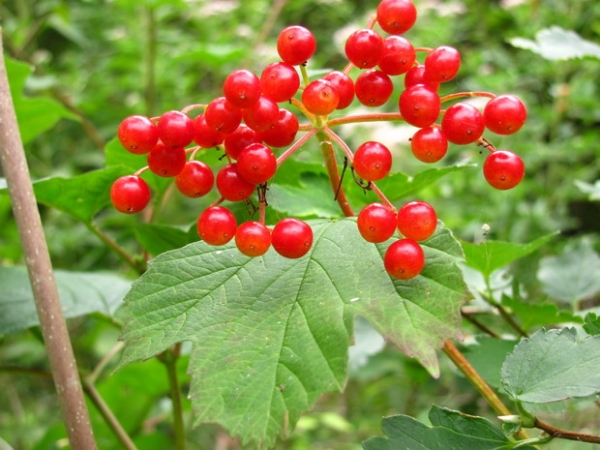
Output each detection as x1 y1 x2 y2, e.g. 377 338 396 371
109 0 527 279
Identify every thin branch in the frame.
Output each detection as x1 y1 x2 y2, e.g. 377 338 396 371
0 31 97 450
461 309 501 338
161 347 186 450
534 418 600 444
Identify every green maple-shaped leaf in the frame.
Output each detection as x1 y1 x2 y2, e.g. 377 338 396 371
362 405 534 450
116 218 466 447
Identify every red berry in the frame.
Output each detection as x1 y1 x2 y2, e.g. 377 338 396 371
302 79 339 115
378 36 416 76
345 29 384 69
424 46 461 83
441 102 485 145
399 84 441 128
323 71 355 110
223 69 262 109
277 25 317 66
235 221 272 257
242 95 279 132
192 114 225 148
204 97 243 134
157 110 195 148
355 69 394 107
223 125 262 160
404 65 440 91
117 115 158 155
396 201 437 241
260 108 299 148
236 143 277 184
175 160 214 198
271 218 313 259
110 175 151 214
357 203 396 243
260 62 300 103
483 95 527 135
384 239 425 280
376 0 418 35
147 141 186 177
216 163 256 201
353 141 392 181
197 206 237 246
483 150 525 190
410 127 448 163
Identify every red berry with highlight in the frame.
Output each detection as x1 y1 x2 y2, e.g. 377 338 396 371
384 239 425 280
378 36 416 76
260 62 300 103
399 84 441 128
236 143 277 184
483 150 525 190
302 79 339 115
235 221 272 257
271 218 313 259
410 127 448 163
397 201 437 241
216 163 256 201
323 71 355 110
175 160 214 198
357 203 396 243
157 110 195 148
441 102 485 145
377 0 418 35
484 95 527 135
355 69 393 107
223 125 261 160
223 69 262 109
242 95 279 132
147 141 186 177
110 175 151 214
353 141 392 181
260 108 299 148
424 46 461 83
193 114 224 148
204 97 242 134
404 65 440 91
117 115 158 155
277 25 317 66
197 206 237 246
345 29 384 69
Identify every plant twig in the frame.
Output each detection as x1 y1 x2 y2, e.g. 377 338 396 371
461 309 501 338
162 346 186 450
0 31 97 450
533 418 600 444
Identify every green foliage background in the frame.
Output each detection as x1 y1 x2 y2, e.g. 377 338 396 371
1 0 599 448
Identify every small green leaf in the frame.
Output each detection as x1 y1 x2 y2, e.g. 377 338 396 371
509 27 600 61
0 266 130 334
461 232 557 279
502 295 582 331
362 405 533 450
462 336 518 389
133 223 196 256
583 312 600 336
537 238 600 303
501 328 600 404
116 218 466 446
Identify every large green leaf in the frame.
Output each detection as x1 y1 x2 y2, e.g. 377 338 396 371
461 232 557 279
501 328 600 404
362 405 534 450
116 218 466 447
509 27 600 61
0 266 130 334
5 57 77 144
501 295 581 331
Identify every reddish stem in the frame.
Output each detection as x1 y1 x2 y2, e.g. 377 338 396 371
440 91 496 104
327 112 405 128
276 128 318 167
316 130 354 217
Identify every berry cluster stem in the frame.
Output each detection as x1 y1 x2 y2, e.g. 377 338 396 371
439 91 496 104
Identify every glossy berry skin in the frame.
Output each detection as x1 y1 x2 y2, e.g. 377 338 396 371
353 141 392 181
323 71 355 110
410 127 448 163
110 175 151 214
260 62 300 103
235 221 272 257
260 108 299 148
424 46 461 83
223 69 262 109
345 29 384 69
236 143 277 184
357 203 396 243
441 102 485 145
404 65 440 91
384 238 425 280
147 142 186 177
378 36 416 76
242 95 279 132
157 110 195 148
376 0 418 35
399 84 441 128
204 97 242 134
175 160 214 198
396 201 437 241
271 218 313 259
216 163 256 201
483 150 525 190
277 25 317 66
117 115 159 154
223 125 262 160
484 95 527 135
355 69 393 107
193 114 224 148
302 79 339 115
197 206 237 246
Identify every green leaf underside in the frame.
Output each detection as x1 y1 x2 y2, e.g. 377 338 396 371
362 405 533 450
509 26 600 61
461 232 557 279
117 218 466 446
0 266 130 334
501 328 600 404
